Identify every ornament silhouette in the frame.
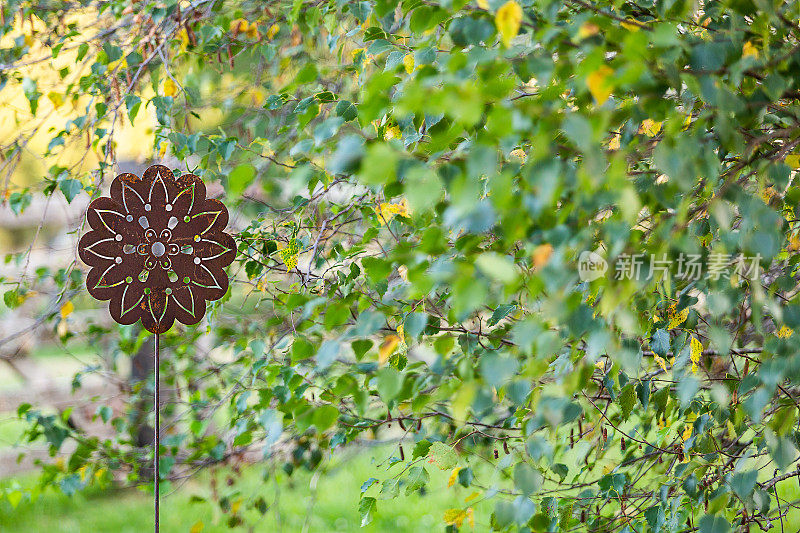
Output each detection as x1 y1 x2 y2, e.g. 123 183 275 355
78 165 236 531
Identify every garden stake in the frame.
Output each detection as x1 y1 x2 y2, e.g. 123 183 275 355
79 165 236 532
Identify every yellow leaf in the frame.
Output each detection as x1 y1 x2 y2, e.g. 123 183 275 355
229 19 248 34
24 33 34 47
384 126 402 140
443 509 467 527
177 28 190 52
681 425 692 442
248 87 266 106
477 0 489 8
742 41 759 59
190 521 204 533
776 326 794 339
267 24 280 39
163 78 178 97
246 23 260 39
231 498 242 514
403 53 415 74
377 199 409 225
465 491 480 503
47 91 64 109
690 336 702 374
532 243 553 269
448 467 462 487
158 142 168 158
667 304 689 329
620 18 641 31
379 335 400 364
607 134 621 150
508 148 526 162
578 22 600 39
639 119 662 137
586 65 614 105
786 154 800 169
397 199 409 216
760 186 776 205
60 300 74 318
495 1 522 47
653 355 667 372
279 250 298 270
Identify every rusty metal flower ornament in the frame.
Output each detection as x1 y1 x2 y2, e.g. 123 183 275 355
79 165 236 333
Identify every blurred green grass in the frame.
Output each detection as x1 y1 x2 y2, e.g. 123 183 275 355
0 444 492 532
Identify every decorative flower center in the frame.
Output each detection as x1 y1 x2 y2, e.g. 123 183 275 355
151 241 166 257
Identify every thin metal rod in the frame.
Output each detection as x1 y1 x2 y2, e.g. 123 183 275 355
154 332 160 533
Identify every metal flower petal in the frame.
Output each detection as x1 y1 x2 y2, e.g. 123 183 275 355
79 165 236 333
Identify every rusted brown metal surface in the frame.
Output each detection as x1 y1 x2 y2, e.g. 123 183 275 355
78 165 236 333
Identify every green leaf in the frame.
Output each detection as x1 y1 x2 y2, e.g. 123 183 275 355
475 252 518 283
316 340 340 370
650 329 670 356
96 405 112 423
328 135 364 175
404 466 429 494
59 179 83 203
351 339 373 360
618 384 636 420
636 379 650 409
480 352 518 388
376 367 402 402
427 442 458 470
358 496 376 526
488 304 516 327
458 467 474 487
125 94 141 122
402 312 428 339
312 405 339 431
404 166 442 212
259 409 283 449
513 462 542 496
8 192 32 215
698 515 732 533
59 474 82 496
360 478 378 492
335 100 357 121
550 463 568 482
412 440 432 459
359 143 397 185
229 164 256 197
769 435 799 471
730 470 758 499
6 490 23 509
644 506 665 532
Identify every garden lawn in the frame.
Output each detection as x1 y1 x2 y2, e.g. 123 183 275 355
1 444 493 532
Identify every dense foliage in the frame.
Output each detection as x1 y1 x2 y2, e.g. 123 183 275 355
4 0 800 530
